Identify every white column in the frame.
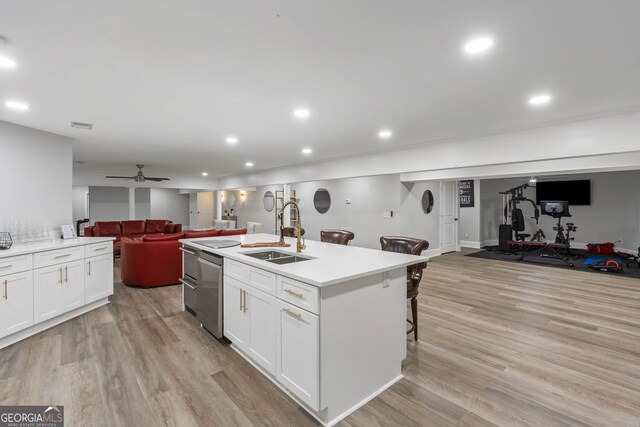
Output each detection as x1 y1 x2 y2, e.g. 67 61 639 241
216 190 223 220
129 187 135 220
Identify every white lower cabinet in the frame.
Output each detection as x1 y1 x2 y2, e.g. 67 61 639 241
0 271 34 339
85 254 114 303
276 299 319 410
34 259 85 323
224 275 276 375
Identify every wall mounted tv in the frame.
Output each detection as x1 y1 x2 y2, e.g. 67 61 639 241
535 180 591 205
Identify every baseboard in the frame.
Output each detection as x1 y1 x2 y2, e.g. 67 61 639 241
459 240 481 249
423 247 442 260
481 240 498 248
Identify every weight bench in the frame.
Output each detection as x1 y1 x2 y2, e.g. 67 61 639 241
507 241 575 267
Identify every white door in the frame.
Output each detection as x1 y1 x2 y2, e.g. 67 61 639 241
276 300 320 411
440 181 458 254
246 287 276 375
85 254 114 303
34 265 64 322
0 271 34 338
197 192 215 228
223 278 249 347
189 193 198 229
61 260 85 313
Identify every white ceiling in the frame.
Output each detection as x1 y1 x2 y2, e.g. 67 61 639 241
1 0 640 180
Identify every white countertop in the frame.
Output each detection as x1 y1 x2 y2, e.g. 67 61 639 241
0 237 115 259
180 233 428 287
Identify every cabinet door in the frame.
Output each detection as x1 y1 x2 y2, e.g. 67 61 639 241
223 277 248 347
246 287 276 375
0 271 34 338
34 264 64 322
61 260 85 313
85 254 114 303
276 300 320 410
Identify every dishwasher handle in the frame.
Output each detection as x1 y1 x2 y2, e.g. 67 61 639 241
179 278 197 290
197 257 222 268
179 247 198 255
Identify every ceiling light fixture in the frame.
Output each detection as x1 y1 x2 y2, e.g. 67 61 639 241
226 136 239 144
293 108 310 119
71 121 93 130
528 94 552 105
301 148 312 154
5 100 29 111
464 37 494 54
378 129 392 139
0 56 16 68
202 172 209 176
245 162 254 167
529 177 537 183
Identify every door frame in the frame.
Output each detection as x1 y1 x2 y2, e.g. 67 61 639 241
440 180 460 254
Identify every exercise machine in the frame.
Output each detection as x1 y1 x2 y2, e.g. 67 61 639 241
498 184 541 250
540 200 577 246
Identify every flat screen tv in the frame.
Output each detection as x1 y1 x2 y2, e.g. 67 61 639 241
535 180 591 205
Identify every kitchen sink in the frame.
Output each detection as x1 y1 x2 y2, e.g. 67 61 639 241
265 255 312 264
243 250 292 260
242 250 312 264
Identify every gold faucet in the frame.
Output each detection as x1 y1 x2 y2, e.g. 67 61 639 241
279 200 306 253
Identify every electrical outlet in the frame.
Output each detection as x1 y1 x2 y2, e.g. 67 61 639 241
382 211 392 219
465 232 469 238
345 199 351 204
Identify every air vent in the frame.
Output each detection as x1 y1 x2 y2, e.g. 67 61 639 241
71 121 93 130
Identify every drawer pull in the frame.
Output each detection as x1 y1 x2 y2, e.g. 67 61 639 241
3 280 7 300
0 264 13 270
179 247 197 255
94 246 108 251
179 278 197 290
282 307 302 319
55 254 72 259
284 289 304 298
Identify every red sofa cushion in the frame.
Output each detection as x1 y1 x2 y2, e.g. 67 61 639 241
94 221 122 236
122 220 146 235
219 228 247 236
142 232 184 242
183 229 221 238
120 238 182 287
145 219 170 233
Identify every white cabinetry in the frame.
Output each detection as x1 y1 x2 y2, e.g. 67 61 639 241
0 270 34 338
85 253 114 303
34 259 85 322
223 277 249 347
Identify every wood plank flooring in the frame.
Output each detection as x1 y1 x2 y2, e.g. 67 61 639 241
1 250 639 426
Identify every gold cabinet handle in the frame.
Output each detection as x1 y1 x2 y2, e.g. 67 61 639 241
59 267 63 284
0 264 13 270
87 261 91 276
65 266 68 283
284 289 304 298
282 307 302 319
240 288 243 311
55 253 71 259
94 246 108 251
3 280 7 300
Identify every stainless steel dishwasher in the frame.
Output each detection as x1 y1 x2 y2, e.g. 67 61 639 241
196 250 224 339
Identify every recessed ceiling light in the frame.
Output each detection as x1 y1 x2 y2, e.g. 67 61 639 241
226 136 239 144
0 56 16 68
464 37 494 54
293 108 310 119
202 172 209 176
528 94 552 105
5 100 29 111
378 129 393 139
245 162 254 167
529 177 537 183
301 148 312 154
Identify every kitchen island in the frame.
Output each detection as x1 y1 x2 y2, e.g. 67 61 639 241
180 233 428 426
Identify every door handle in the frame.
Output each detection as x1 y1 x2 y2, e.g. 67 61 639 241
3 280 7 300
64 266 69 283
239 288 243 311
179 247 197 255
454 218 459 221
87 261 91 276
282 307 302 319
59 268 63 284
179 278 197 290
243 290 247 312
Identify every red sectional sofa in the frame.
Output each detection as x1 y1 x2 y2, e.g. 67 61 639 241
84 220 182 256
120 228 247 287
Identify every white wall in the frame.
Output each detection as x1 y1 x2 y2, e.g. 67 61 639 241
149 188 189 225
480 170 640 252
237 175 441 255
0 120 73 229
88 186 130 222
458 180 481 247
134 188 151 220
72 185 89 223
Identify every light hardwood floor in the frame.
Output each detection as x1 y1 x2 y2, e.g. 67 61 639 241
1 250 639 426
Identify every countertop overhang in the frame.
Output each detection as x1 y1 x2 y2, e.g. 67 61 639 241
0 237 116 259
180 233 428 287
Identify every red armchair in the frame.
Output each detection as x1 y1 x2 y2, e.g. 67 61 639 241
84 219 182 256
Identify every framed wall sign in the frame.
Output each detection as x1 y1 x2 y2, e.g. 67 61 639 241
459 180 475 208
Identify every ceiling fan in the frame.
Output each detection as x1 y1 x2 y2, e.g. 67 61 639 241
106 164 170 182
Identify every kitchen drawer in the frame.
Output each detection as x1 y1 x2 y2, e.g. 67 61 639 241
277 276 319 314
225 259 276 295
0 254 33 277
85 241 113 258
34 245 85 269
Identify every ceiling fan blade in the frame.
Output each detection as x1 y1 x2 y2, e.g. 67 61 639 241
105 176 136 179
144 177 170 182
